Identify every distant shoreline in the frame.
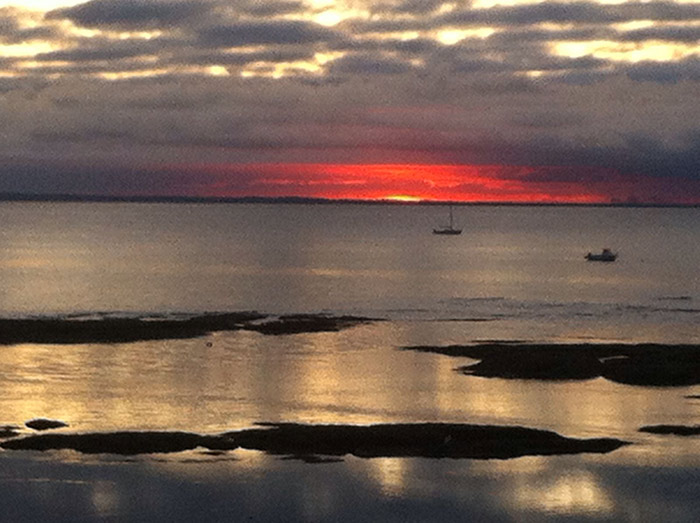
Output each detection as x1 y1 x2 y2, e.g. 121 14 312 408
1 193 698 208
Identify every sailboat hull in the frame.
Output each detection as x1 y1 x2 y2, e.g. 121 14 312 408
433 205 462 235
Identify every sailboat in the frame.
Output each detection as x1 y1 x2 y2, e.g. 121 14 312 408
433 205 462 235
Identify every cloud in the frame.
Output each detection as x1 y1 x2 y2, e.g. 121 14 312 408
240 1 305 17
352 1 700 33
329 54 415 75
166 48 316 67
1 1 700 203
35 37 173 62
626 58 700 84
617 25 700 43
47 0 212 29
196 20 341 47
0 7 61 44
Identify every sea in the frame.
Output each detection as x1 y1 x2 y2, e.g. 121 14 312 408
0 202 698 521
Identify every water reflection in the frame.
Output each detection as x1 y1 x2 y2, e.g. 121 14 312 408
513 470 614 517
2 324 698 474
367 458 408 497
91 481 120 518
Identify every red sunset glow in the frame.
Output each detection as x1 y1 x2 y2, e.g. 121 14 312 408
150 162 700 205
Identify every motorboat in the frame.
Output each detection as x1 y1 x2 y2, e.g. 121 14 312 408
585 248 617 262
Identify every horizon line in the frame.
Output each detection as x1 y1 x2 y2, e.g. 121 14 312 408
0 193 697 208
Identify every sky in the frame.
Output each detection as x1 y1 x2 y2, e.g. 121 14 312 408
0 0 699 203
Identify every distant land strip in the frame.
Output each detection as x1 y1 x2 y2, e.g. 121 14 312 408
1 193 698 208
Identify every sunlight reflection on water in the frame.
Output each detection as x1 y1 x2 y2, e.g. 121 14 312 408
1 203 699 521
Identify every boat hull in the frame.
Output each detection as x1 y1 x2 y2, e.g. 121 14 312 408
585 253 617 262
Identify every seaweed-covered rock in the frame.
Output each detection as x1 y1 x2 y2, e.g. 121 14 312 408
0 312 376 344
25 418 68 431
243 314 377 335
639 425 700 436
601 353 700 387
2 431 238 455
225 422 628 460
459 349 603 381
0 312 265 345
405 343 700 387
0 425 20 439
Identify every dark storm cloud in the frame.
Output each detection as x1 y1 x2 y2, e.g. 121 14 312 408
414 131 700 183
469 76 542 95
0 8 61 44
0 159 212 196
34 37 178 62
2 1 700 203
486 27 604 45
328 54 415 75
550 70 615 85
330 36 439 55
617 25 700 43
46 0 212 29
441 1 700 26
31 128 135 144
166 48 315 66
0 75 51 93
625 58 700 83
352 1 700 32
394 0 448 15
510 111 585 129
196 20 341 47
488 24 700 45
0 25 59 45
19 59 177 76
240 1 305 17
446 47 608 76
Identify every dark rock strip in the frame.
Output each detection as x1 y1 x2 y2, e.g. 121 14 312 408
0 312 377 345
1 431 239 455
25 418 68 431
225 422 628 460
244 314 377 335
639 425 700 436
279 454 345 464
1 423 628 459
0 425 20 439
404 343 700 387
0 312 263 344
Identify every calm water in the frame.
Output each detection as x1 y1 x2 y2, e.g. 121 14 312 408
0 202 699 521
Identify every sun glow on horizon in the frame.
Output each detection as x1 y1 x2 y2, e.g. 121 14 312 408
383 194 424 202
146 162 670 204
